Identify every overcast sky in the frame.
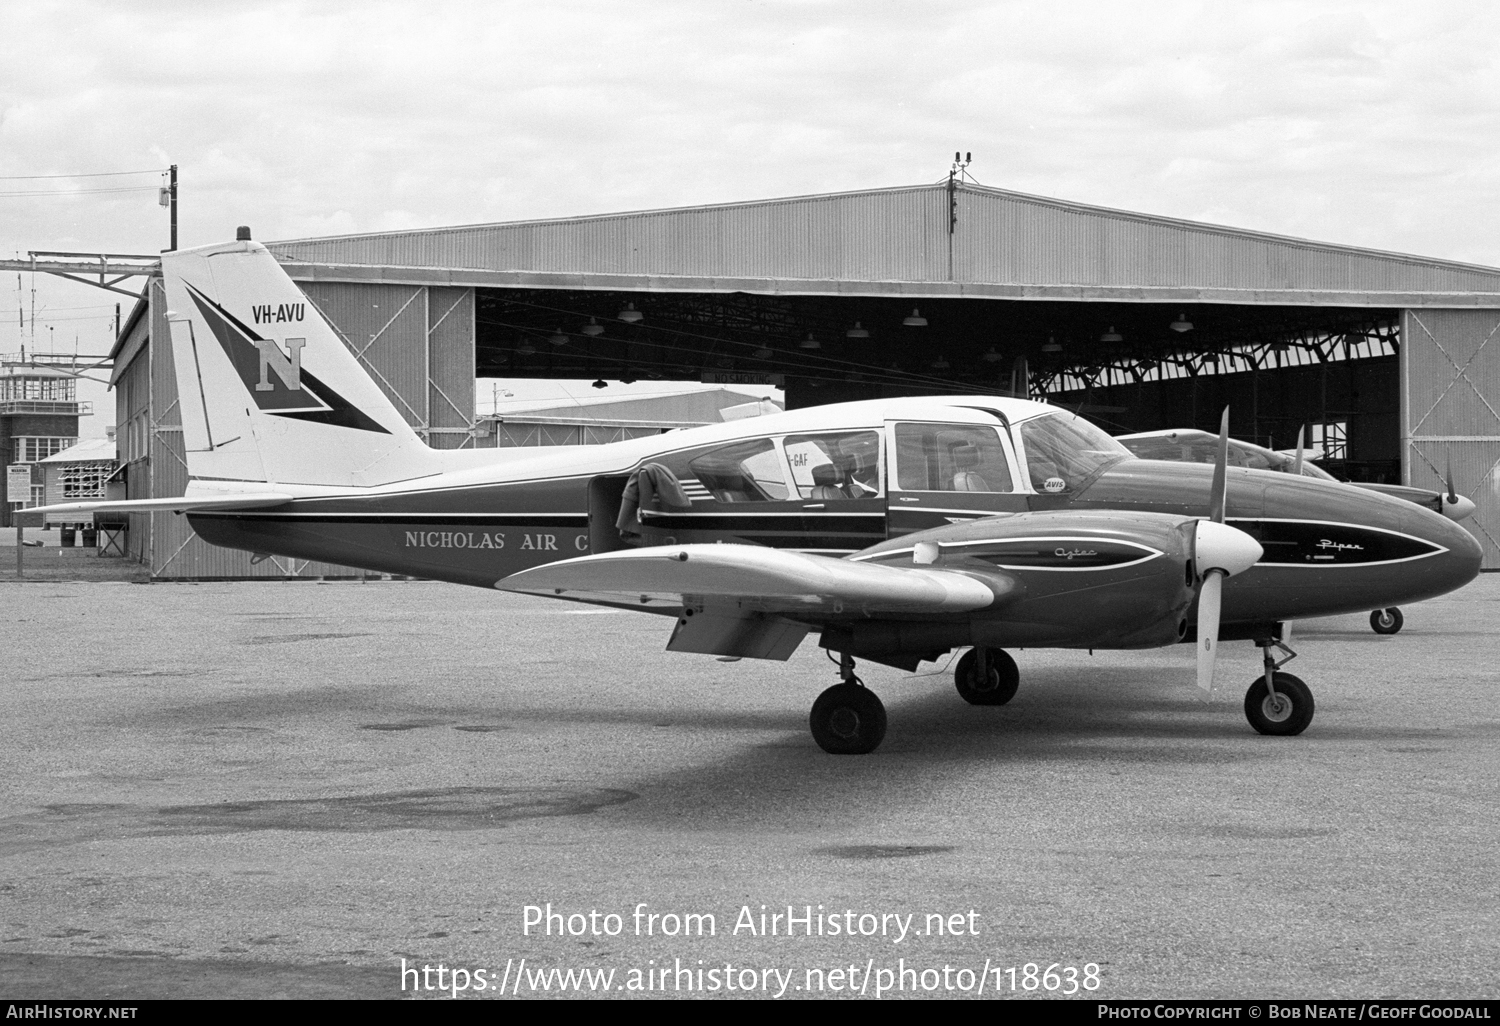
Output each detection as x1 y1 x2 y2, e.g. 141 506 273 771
4 0 1498 434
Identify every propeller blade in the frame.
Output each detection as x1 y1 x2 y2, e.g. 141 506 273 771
1191 519 1263 695
1292 424 1305 476
1196 569 1224 693
1207 407 1230 523
1446 456 1459 505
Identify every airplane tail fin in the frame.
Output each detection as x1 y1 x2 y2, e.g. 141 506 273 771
160 238 442 488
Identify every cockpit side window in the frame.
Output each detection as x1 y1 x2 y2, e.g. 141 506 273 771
688 438 790 502
1018 413 1130 493
893 424 1013 493
783 431 882 499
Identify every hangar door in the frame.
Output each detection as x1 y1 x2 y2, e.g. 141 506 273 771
1402 309 1500 569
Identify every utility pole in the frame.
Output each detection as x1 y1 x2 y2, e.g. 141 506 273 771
168 164 178 251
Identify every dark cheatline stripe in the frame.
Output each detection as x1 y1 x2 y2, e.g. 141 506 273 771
734 535 880 550
639 513 884 533
1229 519 1442 565
188 513 589 528
973 542 1151 569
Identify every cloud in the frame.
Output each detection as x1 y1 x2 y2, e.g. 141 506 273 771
3 0 1498 398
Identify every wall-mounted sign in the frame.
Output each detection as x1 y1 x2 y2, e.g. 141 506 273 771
6 464 31 505
700 372 785 387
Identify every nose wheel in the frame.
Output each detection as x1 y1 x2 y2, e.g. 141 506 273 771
1245 639 1314 735
1370 607 1403 634
809 652 887 754
954 647 1019 705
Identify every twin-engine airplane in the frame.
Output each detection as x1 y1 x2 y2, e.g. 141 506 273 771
34 236 1484 754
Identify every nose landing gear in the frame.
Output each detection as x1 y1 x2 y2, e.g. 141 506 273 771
809 652 887 755
1370 607 1403 634
1246 636 1315 735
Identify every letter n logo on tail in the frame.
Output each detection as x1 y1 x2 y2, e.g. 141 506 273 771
256 337 305 392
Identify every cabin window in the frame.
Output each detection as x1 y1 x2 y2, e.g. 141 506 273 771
688 438 790 502
1018 413 1130 492
783 431 882 499
893 424 1013 493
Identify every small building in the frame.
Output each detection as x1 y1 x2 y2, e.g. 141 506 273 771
2 363 94 526
477 388 782 447
37 438 117 544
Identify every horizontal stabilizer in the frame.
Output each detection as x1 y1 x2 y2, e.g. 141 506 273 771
496 543 1000 614
25 492 294 518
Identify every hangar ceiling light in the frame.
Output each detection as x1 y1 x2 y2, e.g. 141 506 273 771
618 302 643 323
1100 326 1123 343
1171 312 1194 333
902 308 928 327
846 321 870 338
800 333 821 350
549 329 569 347
582 317 604 336
1042 336 1062 353
982 347 1003 363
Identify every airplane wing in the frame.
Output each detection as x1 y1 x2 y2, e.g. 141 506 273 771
497 543 1004 612
24 493 295 518
496 543 1014 661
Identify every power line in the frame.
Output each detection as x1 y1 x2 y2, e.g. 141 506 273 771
0 168 167 180
0 186 160 197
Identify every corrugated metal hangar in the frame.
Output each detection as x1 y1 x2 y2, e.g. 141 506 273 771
107 180 1500 577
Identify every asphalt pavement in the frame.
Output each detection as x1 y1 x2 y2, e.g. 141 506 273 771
1 575 1497 999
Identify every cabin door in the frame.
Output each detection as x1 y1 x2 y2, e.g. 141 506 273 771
884 420 1029 538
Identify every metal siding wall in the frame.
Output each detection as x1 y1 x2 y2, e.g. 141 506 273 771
272 188 953 283
426 286 475 448
301 282 429 433
115 322 153 564
1401 308 1500 568
148 277 193 576
270 186 1500 295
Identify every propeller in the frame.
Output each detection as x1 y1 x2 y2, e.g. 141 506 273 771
1194 408 1264 693
1292 424 1305 476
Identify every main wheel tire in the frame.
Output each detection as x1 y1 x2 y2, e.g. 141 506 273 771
954 647 1020 705
809 683 887 755
1370 608 1404 635
1244 672 1315 736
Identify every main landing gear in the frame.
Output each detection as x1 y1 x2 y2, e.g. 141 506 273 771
954 646 1019 705
1245 637 1315 736
1370 608 1404 634
809 652 887 755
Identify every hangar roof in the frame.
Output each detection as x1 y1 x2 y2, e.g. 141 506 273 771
268 182 1500 308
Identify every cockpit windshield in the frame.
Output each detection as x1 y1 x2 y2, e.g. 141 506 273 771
1018 412 1131 493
